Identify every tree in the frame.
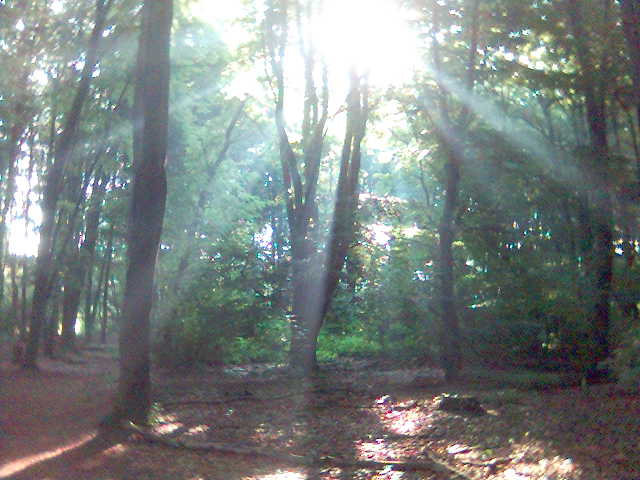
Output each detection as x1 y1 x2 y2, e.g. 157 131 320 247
23 0 112 368
264 0 369 374
112 0 173 424
565 0 615 377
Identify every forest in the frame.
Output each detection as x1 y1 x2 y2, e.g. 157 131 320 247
1 0 639 479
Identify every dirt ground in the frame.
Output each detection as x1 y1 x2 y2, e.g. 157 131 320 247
1 348 639 480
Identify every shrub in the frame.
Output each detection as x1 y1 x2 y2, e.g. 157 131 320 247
608 326 640 391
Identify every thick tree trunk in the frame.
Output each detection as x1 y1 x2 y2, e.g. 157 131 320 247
113 0 172 424
23 0 110 368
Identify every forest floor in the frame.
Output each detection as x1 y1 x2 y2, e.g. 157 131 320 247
1 347 639 480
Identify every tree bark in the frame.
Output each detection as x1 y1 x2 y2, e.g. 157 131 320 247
112 0 172 424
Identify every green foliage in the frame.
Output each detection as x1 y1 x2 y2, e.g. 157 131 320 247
608 326 640 391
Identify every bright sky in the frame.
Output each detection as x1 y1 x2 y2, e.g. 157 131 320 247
191 0 419 88
316 0 419 87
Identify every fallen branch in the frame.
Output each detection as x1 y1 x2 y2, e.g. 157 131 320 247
121 422 474 480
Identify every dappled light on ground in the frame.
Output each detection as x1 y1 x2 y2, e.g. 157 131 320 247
0 432 96 478
247 470 306 480
2 350 639 479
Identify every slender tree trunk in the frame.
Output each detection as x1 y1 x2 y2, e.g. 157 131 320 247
62 173 108 349
100 278 110 344
101 238 113 344
61 249 82 351
84 265 95 342
429 0 479 381
23 0 111 368
20 259 28 339
90 227 111 342
265 1 371 375
10 255 19 332
567 0 614 376
438 146 462 380
0 127 25 306
112 0 172 424
43 289 60 358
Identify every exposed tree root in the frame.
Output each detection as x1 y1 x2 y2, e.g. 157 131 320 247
121 422 475 480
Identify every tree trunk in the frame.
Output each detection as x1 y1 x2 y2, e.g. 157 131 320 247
265 1 371 375
10 255 20 333
0 128 23 304
20 259 28 339
112 0 172 425
61 250 82 351
567 0 614 376
64 173 109 348
438 148 462 381
621 0 640 129
429 0 479 381
100 245 113 345
84 265 95 343
23 0 110 368
43 290 60 358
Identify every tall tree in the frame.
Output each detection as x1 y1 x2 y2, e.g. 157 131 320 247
566 0 615 377
409 0 480 380
112 0 173 424
23 0 112 368
264 0 369 374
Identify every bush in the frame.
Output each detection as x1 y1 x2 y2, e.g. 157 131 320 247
608 326 640 391
317 332 382 362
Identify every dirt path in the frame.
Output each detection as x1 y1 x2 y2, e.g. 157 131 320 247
1 351 639 480
0 348 118 478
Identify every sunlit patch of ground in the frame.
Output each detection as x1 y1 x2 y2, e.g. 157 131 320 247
0 432 96 478
247 470 306 480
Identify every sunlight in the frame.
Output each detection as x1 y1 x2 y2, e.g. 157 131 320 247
249 470 306 480
7 218 40 257
0 432 96 478
421 65 584 188
315 0 418 86
191 0 418 88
